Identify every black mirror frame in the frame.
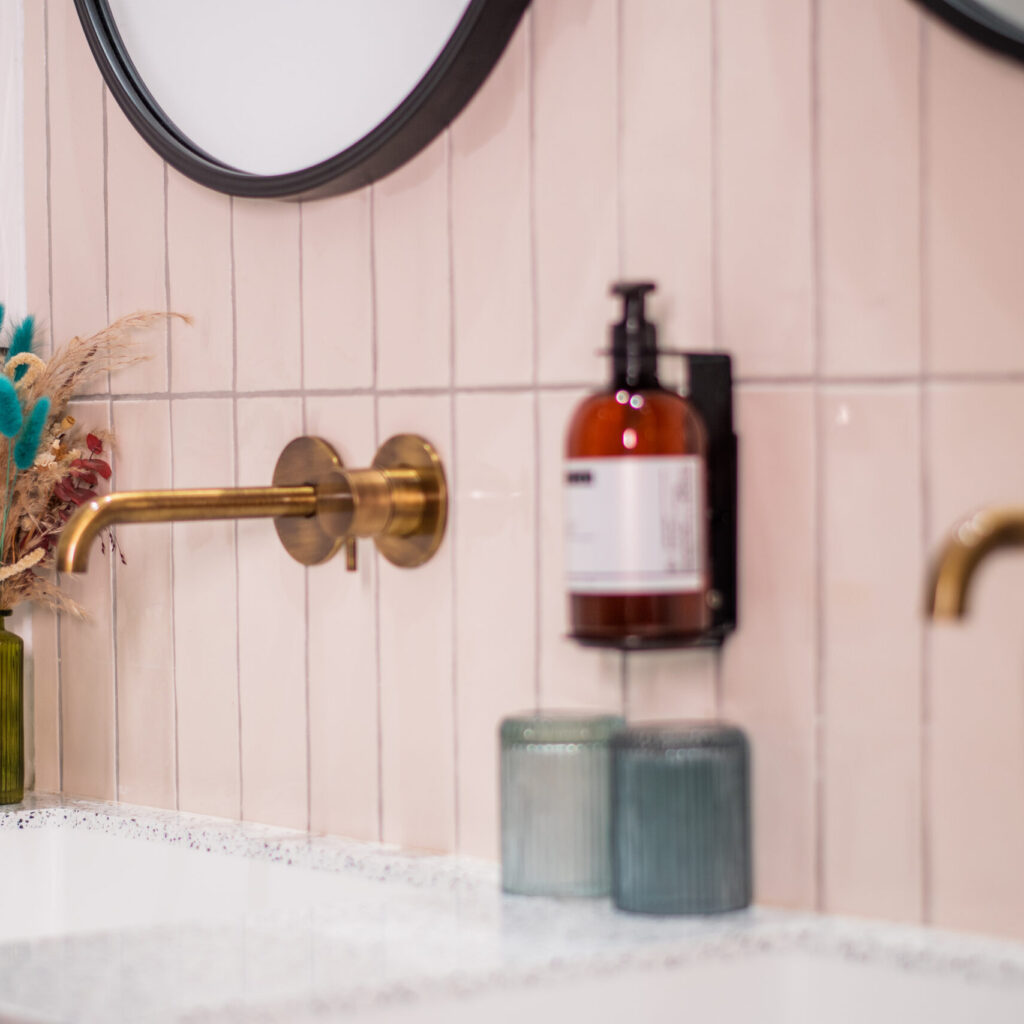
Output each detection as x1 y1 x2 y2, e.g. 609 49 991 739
74 0 530 201
914 0 1024 63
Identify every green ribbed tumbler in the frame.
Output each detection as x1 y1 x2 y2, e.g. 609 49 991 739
0 611 23 804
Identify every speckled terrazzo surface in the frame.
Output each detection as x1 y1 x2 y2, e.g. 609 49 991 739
1 795 1024 1023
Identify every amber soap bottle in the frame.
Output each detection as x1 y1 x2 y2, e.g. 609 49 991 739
564 282 710 644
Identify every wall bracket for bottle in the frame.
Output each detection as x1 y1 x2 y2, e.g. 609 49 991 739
574 352 738 652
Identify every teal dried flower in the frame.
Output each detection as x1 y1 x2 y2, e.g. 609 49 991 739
6 317 34 382
13 395 49 470
0 377 21 438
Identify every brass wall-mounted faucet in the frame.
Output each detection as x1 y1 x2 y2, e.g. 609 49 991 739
56 434 447 574
927 506 1024 619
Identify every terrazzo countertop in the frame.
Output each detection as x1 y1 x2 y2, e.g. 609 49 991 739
1 795 1024 1023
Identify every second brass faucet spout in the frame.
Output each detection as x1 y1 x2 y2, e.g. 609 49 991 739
927 505 1024 619
57 486 318 573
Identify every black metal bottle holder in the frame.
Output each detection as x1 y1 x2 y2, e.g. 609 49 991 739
571 352 738 652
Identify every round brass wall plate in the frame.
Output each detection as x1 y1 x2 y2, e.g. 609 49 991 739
272 436 346 566
373 434 448 568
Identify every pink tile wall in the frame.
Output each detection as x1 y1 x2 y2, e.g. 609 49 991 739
821 387 923 921
23 0 1024 940
304 397 379 841
112 401 175 809
717 0 814 378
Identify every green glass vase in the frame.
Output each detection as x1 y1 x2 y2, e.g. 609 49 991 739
0 610 23 804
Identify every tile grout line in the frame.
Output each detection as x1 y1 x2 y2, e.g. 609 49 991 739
229 196 243 822
83 369 1024 406
709 0 724 718
527 7 542 713
810 0 826 915
615 0 625 280
917 11 933 928
446 128 461 854
41 0 54 350
369 185 384 844
163 162 180 811
298 201 312 835
164 164 173 393
615 0 628 717
102 80 119 803
42 0 62 796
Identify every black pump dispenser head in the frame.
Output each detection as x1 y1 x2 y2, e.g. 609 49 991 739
611 281 659 388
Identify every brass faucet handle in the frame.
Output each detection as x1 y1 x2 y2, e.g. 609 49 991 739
271 434 448 569
371 433 447 568
272 436 349 566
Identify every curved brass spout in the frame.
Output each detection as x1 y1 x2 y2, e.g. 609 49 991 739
57 486 317 573
56 434 448 575
927 506 1024 619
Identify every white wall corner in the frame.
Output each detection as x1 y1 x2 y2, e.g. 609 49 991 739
0 0 32 787
0 0 26 320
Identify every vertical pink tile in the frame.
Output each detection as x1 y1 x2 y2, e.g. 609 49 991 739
717 0 814 377
620 0 713 353
821 387 923 921
819 1 921 377
233 200 301 393
534 0 618 385
24 1 56 790
451 18 532 388
105 92 168 394
46 1 107 351
304 396 379 841
377 395 455 852
926 19 1024 375
166 171 233 393
30 606 59 793
300 193 373 391
236 397 307 829
373 137 451 390
112 400 175 809
720 387 817 909
23 0 50 335
538 389 622 709
171 397 240 818
455 393 536 858
59 401 115 800
928 383 1024 940
627 652 717 721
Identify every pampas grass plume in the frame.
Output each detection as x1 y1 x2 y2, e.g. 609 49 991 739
14 395 49 470
0 377 22 438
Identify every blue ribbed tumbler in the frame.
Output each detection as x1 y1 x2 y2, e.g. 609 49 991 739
611 721 751 914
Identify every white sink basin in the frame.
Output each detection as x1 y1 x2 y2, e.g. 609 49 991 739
0 819 382 942
1 798 1023 1023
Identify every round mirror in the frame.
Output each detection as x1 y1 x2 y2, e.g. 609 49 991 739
74 0 530 200
915 0 1024 61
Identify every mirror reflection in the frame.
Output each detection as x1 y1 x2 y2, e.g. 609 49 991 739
107 0 471 176
984 0 1024 29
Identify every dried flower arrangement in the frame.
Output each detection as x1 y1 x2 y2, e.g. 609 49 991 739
0 307 183 615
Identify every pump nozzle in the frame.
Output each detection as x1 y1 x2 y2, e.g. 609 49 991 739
612 281 656 329
610 281 659 388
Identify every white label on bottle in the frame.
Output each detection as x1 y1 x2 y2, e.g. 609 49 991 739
564 456 705 594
